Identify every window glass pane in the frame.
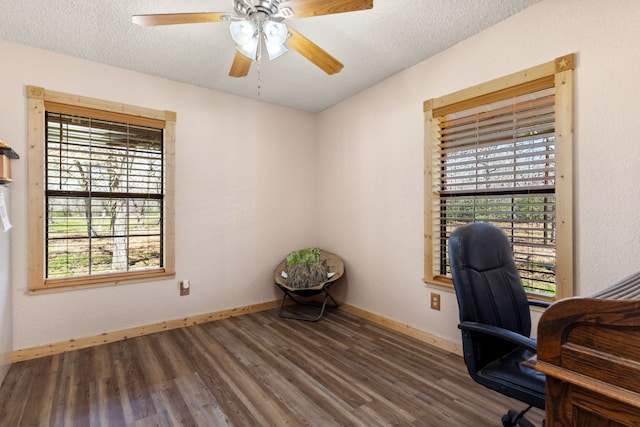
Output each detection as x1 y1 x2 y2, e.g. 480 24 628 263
45 111 164 279
438 194 555 295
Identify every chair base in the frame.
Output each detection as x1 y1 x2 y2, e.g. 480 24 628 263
502 407 541 427
278 286 339 322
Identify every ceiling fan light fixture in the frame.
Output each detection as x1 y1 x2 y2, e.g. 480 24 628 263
263 20 289 60
230 20 259 59
229 20 257 44
265 41 288 60
235 38 259 60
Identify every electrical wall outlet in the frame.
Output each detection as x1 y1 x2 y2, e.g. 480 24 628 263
430 292 441 311
180 280 190 296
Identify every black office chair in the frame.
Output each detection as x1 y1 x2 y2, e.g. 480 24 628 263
448 222 549 427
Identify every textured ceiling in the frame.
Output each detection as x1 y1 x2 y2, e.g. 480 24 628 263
0 0 540 112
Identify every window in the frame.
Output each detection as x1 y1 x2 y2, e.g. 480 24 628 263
27 86 175 292
423 55 574 300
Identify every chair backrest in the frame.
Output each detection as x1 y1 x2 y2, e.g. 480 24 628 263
448 222 532 372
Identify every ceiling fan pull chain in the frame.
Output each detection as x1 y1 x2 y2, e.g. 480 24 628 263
257 61 261 98
257 34 262 98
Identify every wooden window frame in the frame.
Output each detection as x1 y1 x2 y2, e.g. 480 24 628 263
423 54 574 300
27 86 176 292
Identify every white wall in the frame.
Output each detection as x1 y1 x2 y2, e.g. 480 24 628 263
317 0 640 344
0 187 11 385
0 41 319 350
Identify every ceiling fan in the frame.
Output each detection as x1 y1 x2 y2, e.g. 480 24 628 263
132 0 374 78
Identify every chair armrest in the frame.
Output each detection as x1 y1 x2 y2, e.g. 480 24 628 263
458 321 537 353
528 299 551 309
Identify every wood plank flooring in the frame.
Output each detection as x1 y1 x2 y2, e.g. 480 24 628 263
0 308 544 426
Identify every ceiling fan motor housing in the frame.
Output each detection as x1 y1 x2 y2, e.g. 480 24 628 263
235 0 284 19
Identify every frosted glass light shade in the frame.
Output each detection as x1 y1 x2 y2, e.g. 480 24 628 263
230 20 259 59
229 19 289 61
263 20 289 60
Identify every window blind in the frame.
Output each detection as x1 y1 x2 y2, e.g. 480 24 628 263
45 112 164 278
434 86 556 294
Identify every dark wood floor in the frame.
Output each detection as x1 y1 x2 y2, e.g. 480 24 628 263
0 307 544 426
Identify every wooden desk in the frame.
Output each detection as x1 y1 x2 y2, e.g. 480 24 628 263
536 272 640 426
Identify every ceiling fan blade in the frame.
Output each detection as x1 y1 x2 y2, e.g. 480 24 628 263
287 28 344 75
229 51 253 78
132 12 227 27
282 0 373 19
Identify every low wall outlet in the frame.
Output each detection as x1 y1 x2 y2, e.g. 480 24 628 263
180 280 190 296
430 292 441 311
